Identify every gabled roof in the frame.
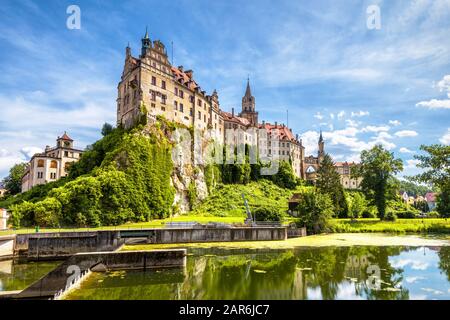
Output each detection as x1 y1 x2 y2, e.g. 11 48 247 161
425 192 436 202
220 111 251 126
335 161 358 167
171 66 200 91
58 132 73 141
258 123 297 142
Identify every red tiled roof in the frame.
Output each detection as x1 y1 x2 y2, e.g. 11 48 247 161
335 161 358 167
425 192 436 202
59 132 73 141
220 111 250 126
258 123 296 142
171 66 199 91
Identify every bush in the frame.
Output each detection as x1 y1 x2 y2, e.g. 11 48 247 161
253 206 283 222
395 211 418 219
384 211 397 221
427 211 440 218
296 190 334 234
362 207 377 218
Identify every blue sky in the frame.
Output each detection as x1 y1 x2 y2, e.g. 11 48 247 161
1 0 450 179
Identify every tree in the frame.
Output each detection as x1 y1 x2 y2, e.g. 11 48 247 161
101 122 114 136
413 144 450 217
2 163 27 195
348 192 366 220
316 154 348 217
296 190 334 234
352 145 403 220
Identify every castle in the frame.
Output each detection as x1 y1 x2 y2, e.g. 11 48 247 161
116 30 329 181
21 133 83 192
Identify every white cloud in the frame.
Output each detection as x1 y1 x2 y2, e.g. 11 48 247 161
405 159 420 169
361 125 390 133
300 130 320 155
330 113 335 120
351 111 370 117
416 99 450 109
395 130 418 137
314 112 324 120
20 147 43 159
389 120 402 126
337 110 345 120
346 119 360 127
416 74 450 109
399 147 414 153
440 128 450 145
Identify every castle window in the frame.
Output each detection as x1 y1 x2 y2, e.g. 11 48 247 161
204 115 206 122
198 111 201 120
151 91 156 101
161 80 166 89
64 151 68 157
50 160 58 169
174 101 178 110
190 108 193 116
197 99 201 106
151 76 156 85
37 159 45 168
161 94 167 104
50 172 56 179
180 103 184 113
175 87 178 96
190 95 194 103
151 103 156 108
179 90 184 99
161 106 166 111
37 172 43 179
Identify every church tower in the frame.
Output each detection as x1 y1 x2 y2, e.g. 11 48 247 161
318 130 325 161
141 27 151 57
239 78 258 126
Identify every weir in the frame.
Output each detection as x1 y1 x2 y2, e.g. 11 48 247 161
14 249 187 299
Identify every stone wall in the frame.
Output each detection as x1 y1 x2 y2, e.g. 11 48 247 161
0 236 15 261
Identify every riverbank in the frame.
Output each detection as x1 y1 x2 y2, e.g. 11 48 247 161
1 217 449 237
121 233 450 250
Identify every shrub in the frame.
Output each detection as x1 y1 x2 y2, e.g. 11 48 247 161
296 190 334 234
395 211 418 219
253 206 283 221
427 211 440 218
384 211 397 221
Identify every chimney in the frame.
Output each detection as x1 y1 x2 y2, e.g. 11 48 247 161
262 120 265 125
275 121 278 127
232 108 235 117
296 134 299 141
178 65 184 72
185 69 193 78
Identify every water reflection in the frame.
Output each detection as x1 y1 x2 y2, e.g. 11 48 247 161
64 246 450 300
0 260 61 292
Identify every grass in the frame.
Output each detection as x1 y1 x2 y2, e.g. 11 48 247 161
330 218 450 234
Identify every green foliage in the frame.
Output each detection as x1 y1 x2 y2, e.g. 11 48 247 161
384 211 397 221
296 189 334 234
10 121 175 227
252 206 283 221
347 192 366 219
187 180 198 210
101 123 114 136
352 145 403 220
316 154 348 217
192 180 306 217
268 160 298 189
436 189 450 218
413 144 450 217
68 126 124 179
2 163 27 195
396 179 431 197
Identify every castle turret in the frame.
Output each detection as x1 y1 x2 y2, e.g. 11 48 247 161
239 78 258 126
318 130 325 161
141 27 151 57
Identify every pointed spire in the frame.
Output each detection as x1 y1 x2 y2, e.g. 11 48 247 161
144 26 149 39
245 77 252 97
319 130 323 143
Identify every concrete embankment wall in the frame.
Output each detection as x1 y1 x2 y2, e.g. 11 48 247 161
0 236 15 261
20 231 124 260
16 249 186 299
150 227 288 243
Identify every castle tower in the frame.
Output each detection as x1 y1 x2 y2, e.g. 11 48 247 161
239 78 258 126
318 130 325 161
141 27 151 57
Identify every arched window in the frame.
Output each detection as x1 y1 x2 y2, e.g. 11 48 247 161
37 159 45 167
50 160 58 169
306 166 316 173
